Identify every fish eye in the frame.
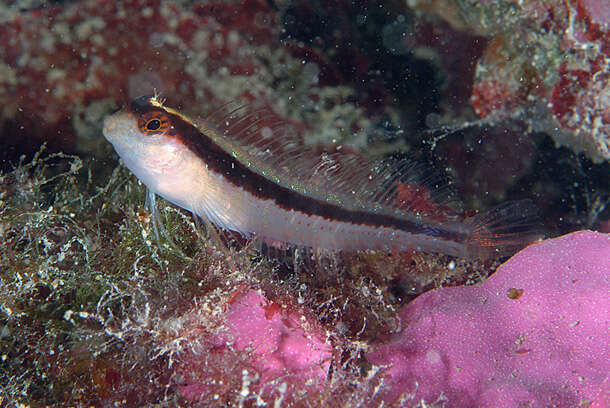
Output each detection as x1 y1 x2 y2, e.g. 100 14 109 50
139 112 170 135
146 119 161 130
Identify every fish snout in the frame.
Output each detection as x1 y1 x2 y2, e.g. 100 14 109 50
102 114 119 141
102 111 134 142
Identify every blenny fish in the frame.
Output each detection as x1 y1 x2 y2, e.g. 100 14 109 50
103 95 538 259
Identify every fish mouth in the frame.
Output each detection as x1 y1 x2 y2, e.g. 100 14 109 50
102 114 117 141
102 111 133 142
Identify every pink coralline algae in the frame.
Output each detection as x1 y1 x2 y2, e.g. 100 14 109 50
175 289 332 404
467 0 610 162
367 230 609 407
223 289 331 382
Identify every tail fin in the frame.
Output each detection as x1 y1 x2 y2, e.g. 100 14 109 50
468 199 542 259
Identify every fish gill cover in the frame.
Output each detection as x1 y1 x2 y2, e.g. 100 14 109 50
0 0 609 407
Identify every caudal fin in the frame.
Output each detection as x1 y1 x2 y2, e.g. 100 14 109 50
468 199 542 259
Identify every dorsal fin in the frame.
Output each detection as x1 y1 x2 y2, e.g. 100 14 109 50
164 99 462 221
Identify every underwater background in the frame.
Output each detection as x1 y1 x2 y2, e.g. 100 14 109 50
0 0 608 406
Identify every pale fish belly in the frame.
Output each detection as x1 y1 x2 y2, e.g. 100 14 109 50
194 171 470 257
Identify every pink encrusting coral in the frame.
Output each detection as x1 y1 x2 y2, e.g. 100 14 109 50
367 230 609 407
175 289 332 404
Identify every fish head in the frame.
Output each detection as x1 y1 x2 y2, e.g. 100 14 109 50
103 95 189 190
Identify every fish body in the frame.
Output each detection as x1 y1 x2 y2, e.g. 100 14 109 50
103 96 538 258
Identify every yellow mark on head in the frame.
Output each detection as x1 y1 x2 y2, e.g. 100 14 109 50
150 94 166 108
147 95 199 130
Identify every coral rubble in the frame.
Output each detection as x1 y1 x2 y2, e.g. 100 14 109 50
411 0 610 162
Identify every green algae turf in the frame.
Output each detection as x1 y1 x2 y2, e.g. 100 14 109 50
0 146 218 404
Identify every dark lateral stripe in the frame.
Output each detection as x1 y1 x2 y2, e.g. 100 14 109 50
130 98 466 242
